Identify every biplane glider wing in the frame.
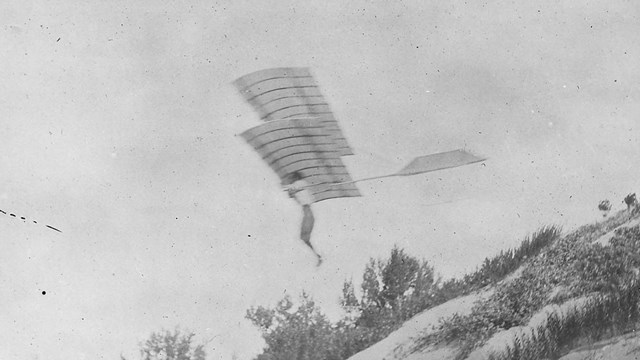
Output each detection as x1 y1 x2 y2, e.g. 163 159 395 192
240 117 361 203
234 67 353 156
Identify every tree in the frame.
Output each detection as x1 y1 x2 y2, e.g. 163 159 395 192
339 280 360 324
246 292 336 360
246 247 438 360
123 328 206 360
598 200 612 217
341 246 436 330
362 246 434 312
381 247 421 309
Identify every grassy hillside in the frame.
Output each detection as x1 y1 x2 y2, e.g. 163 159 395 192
247 204 640 360
246 225 563 360
359 208 640 360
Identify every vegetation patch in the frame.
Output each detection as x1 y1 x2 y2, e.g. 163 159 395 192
242 207 639 360
419 211 640 360
244 226 561 360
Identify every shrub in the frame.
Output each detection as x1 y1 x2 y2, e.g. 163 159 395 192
470 225 640 360
598 200 612 217
624 193 638 212
122 328 206 360
486 280 640 360
434 226 561 303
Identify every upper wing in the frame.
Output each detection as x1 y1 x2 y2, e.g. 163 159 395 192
240 118 361 203
234 67 353 156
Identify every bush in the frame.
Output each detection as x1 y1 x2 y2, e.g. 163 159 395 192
433 226 561 305
450 225 640 360
598 200 612 217
571 225 640 295
487 280 640 360
246 293 337 360
122 328 206 360
624 193 638 211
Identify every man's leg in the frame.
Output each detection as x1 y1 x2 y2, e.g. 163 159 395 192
300 205 315 245
300 205 321 264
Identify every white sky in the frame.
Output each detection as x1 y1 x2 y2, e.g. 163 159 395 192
1 1 639 359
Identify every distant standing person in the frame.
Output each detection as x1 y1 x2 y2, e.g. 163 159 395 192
284 171 322 265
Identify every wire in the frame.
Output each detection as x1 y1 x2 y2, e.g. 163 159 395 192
0 207 62 233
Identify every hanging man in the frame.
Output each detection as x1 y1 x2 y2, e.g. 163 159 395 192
283 171 322 266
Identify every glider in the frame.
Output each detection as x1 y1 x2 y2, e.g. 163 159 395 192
234 67 484 264
234 67 485 203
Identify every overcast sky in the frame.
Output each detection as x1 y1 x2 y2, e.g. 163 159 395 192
1 1 639 359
